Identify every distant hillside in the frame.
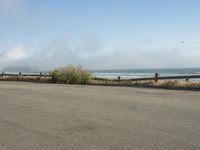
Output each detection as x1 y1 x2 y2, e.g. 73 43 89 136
1 66 40 73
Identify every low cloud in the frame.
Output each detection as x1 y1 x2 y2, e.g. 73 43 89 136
0 44 28 68
1 36 200 71
4 45 27 61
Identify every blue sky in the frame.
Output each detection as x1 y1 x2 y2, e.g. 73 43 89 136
0 0 200 70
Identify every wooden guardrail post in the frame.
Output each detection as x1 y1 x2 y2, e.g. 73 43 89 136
118 76 121 82
185 78 190 82
155 73 159 82
40 72 42 78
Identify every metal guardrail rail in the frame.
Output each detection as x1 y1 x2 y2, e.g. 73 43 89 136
128 75 200 81
94 74 200 82
1 72 200 82
1 72 49 77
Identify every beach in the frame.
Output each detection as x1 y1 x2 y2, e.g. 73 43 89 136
0 81 200 150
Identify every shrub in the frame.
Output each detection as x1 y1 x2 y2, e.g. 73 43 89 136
49 65 92 84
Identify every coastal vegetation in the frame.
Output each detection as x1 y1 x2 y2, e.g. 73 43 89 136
91 79 200 89
49 65 92 84
0 67 200 90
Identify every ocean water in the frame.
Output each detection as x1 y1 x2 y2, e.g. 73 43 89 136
92 68 200 81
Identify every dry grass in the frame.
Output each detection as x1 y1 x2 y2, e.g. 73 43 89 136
1 75 200 89
91 79 200 89
151 80 200 88
0 76 49 82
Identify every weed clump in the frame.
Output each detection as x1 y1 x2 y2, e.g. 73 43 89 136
49 65 92 85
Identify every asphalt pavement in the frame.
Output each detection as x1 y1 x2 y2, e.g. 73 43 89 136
0 81 200 150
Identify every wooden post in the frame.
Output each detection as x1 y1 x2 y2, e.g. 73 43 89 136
185 78 190 82
19 72 22 76
118 76 121 82
155 73 159 82
40 72 42 77
1 72 4 77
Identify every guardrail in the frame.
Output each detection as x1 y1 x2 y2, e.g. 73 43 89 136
0 72 49 77
128 75 200 81
94 73 200 82
1 72 200 82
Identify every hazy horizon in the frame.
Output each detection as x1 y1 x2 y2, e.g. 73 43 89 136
1 0 200 70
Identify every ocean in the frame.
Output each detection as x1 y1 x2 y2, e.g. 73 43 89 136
92 68 200 81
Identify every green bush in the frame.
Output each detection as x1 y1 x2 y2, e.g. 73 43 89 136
49 65 92 84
